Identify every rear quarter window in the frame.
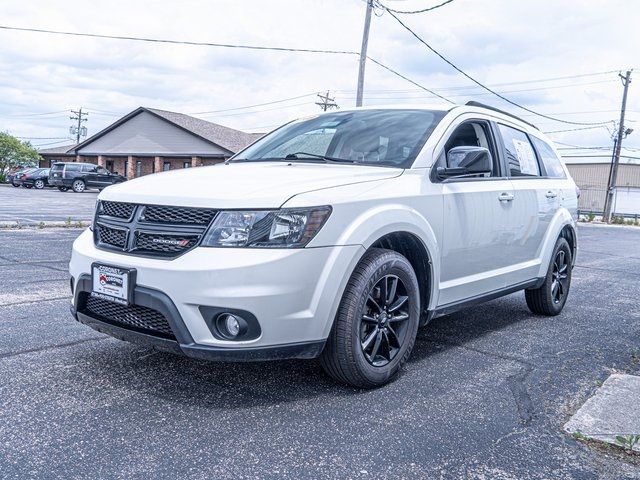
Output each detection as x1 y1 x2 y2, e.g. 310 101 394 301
531 137 566 178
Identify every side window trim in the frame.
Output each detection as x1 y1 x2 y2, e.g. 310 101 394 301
430 118 506 183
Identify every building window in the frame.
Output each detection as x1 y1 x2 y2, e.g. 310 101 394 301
124 161 129 176
183 161 191 169
163 162 171 171
136 160 142 177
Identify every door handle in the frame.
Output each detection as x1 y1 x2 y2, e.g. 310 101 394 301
545 191 558 199
498 192 514 202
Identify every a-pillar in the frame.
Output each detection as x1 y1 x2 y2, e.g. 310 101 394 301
154 156 162 173
127 155 136 179
97 155 106 168
191 156 203 168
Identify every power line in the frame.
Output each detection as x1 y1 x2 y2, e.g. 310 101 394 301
367 56 454 103
543 125 610 134
190 92 320 115
315 91 339 111
382 9 612 125
15 136 71 140
33 139 75 147
375 0 455 14
0 25 360 56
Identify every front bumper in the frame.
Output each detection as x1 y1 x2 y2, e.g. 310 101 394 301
70 229 364 360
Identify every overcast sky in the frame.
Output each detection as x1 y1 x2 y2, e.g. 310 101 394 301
1 0 638 156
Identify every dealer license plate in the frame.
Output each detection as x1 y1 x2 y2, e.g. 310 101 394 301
91 264 135 305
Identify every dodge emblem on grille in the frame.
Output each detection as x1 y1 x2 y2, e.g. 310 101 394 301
151 237 190 247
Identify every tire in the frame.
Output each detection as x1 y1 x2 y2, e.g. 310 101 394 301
23 184 32 189
525 237 572 316
12 182 20 187
58 187 69 192
320 248 420 388
34 179 45 189
72 179 86 193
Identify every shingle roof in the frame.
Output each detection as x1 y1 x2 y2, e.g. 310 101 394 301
146 108 262 153
38 144 76 155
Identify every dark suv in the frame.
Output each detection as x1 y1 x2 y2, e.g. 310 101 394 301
49 162 126 192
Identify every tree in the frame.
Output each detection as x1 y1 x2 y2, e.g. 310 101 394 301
0 132 42 181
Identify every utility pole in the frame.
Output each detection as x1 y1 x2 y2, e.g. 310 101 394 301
315 91 339 111
69 107 89 144
603 70 632 222
356 0 374 107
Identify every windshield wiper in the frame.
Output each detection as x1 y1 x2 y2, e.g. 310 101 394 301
285 152 356 164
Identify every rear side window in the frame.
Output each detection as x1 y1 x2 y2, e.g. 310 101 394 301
531 137 566 178
65 164 81 172
498 124 540 177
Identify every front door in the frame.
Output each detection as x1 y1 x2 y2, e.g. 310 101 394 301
436 120 518 306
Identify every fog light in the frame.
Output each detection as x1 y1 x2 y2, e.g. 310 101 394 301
216 313 248 339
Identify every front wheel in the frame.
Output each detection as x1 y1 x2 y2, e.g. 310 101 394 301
320 248 420 388
72 179 86 193
525 237 572 316
34 179 45 189
12 182 20 187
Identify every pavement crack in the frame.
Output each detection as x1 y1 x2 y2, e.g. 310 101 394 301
0 336 106 359
1 296 71 307
427 336 536 425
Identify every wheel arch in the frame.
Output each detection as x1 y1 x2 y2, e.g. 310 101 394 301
536 208 578 277
369 231 433 323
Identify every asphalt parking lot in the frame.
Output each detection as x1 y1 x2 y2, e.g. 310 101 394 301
0 184 97 225
1 224 639 479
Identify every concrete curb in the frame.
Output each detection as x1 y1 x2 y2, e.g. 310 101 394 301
0 220 92 229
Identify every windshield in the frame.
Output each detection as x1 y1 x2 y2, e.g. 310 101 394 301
233 109 446 168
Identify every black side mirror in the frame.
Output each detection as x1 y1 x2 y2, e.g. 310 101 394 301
438 146 493 179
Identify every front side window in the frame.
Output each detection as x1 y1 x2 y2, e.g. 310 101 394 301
440 120 499 178
530 136 566 178
498 124 540 177
233 109 447 168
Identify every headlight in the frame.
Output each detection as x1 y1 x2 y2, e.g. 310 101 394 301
201 206 332 248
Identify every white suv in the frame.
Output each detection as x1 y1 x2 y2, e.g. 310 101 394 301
69 102 578 388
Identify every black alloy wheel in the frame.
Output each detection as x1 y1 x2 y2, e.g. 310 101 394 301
551 249 569 304
360 275 411 367
525 236 572 316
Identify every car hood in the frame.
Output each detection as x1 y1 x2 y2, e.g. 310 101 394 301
99 162 403 208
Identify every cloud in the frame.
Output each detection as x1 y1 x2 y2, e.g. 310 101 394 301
0 0 638 151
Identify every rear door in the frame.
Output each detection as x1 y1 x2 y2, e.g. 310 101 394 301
435 118 518 306
495 123 551 285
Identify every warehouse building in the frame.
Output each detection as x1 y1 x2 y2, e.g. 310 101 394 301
564 155 640 215
39 107 263 178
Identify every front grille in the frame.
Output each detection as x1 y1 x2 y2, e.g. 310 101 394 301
85 295 175 339
101 201 135 219
142 205 216 225
135 231 200 254
96 224 127 248
94 201 217 259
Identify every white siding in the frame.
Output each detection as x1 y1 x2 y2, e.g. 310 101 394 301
77 111 228 156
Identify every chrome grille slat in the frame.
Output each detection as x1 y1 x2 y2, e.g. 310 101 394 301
94 201 216 259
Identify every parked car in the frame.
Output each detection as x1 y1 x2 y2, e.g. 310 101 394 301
8 167 38 187
69 102 578 388
49 162 126 192
21 168 52 189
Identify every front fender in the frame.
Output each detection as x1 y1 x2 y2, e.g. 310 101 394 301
329 204 441 311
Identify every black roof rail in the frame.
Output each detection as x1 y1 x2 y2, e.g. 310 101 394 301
464 101 538 130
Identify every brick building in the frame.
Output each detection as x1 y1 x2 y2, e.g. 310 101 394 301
39 107 263 179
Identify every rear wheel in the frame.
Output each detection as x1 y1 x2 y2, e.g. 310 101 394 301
58 187 69 192
320 248 420 388
12 182 19 187
72 179 86 193
34 179 45 189
525 237 572 316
